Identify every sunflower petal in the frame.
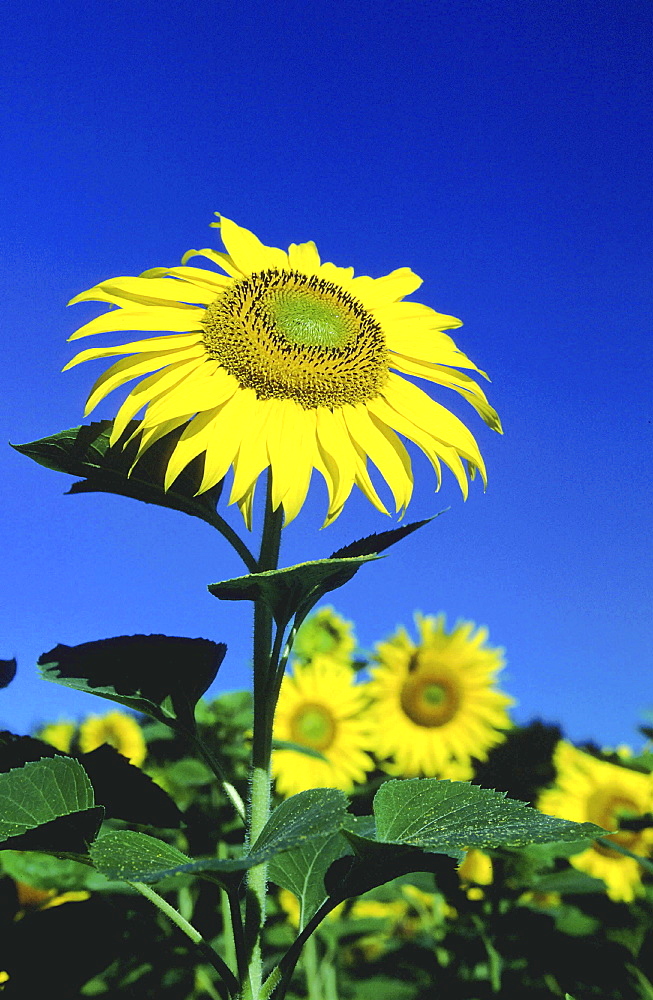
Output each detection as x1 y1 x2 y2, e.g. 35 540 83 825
64 332 203 370
69 306 206 342
218 216 289 274
342 403 413 513
287 241 321 274
181 247 245 279
110 358 203 444
84 345 205 416
70 276 214 308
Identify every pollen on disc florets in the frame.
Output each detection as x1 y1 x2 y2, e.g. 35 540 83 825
202 269 389 408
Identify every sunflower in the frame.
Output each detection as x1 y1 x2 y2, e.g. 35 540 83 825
38 720 76 753
537 741 653 903
367 614 513 778
292 605 356 665
78 710 147 767
272 655 373 796
64 216 501 526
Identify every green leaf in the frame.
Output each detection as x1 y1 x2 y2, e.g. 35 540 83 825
0 757 102 849
268 828 355 929
329 515 441 559
89 830 193 882
12 420 225 530
89 789 348 884
208 555 381 629
251 788 348 856
373 779 607 851
38 634 226 728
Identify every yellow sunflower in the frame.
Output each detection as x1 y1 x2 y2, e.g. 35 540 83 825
272 655 373 796
367 614 513 778
292 605 356 665
64 216 501 526
38 720 76 753
537 741 653 903
78 710 147 767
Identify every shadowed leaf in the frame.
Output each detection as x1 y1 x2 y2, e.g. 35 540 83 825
329 515 441 559
0 659 17 690
12 421 225 529
38 635 226 729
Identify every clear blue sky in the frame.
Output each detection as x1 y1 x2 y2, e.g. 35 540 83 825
1 0 651 748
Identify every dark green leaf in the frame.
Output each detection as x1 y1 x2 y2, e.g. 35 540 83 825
38 634 226 727
0 757 103 850
373 779 607 851
12 420 225 529
208 555 380 629
329 515 440 559
80 746 183 828
0 659 17 689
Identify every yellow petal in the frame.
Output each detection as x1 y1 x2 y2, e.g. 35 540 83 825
129 415 192 469
390 356 502 431
278 407 317 525
69 306 206 342
197 389 257 492
64 332 204 370
163 407 223 489
181 247 245 279
229 402 274 504
70 275 215 308
367 395 443 488
153 265 231 291
218 216 289 274
374 300 462 331
287 241 321 274
84 345 204 416
350 267 422 308
315 408 356 515
141 365 237 427
110 358 203 444
382 373 484 469
342 403 413 513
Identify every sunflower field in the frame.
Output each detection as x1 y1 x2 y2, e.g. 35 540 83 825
2 217 651 998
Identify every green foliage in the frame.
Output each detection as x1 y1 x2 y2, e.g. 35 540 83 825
372 778 606 851
38 634 226 730
12 420 226 530
0 756 102 848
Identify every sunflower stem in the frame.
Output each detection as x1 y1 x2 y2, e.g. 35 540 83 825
246 473 284 998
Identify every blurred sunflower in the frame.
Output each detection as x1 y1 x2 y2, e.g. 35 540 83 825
538 741 653 903
292 605 356 665
65 216 501 526
38 720 76 753
78 710 147 767
272 655 373 796
367 614 513 778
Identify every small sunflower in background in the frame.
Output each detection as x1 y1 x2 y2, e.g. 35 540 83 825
37 720 76 753
537 741 653 903
78 710 147 767
272 655 374 796
367 614 513 778
64 216 501 526
292 605 356 665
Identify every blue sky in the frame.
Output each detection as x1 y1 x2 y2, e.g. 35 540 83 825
1 0 651 748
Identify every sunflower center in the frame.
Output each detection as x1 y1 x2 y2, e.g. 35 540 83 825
400 671 461 727
202 269 389 408
290 702 336 751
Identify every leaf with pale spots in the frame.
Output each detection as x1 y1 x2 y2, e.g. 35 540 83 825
208 556 381 630
12 421 225 529
0 756 103 851
88 789 348 884
372 779 608 851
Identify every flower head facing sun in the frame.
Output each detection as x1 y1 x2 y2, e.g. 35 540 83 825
292 606 357 665
537 741 653 903
272 655 373 797
78 710 147 767
65 216 501 526
367 614 513 778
